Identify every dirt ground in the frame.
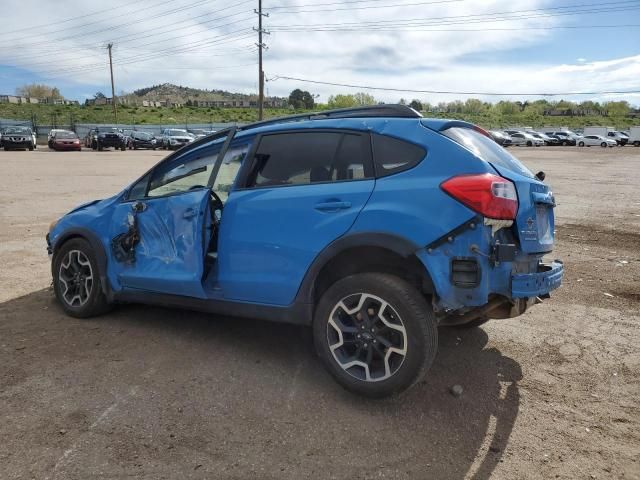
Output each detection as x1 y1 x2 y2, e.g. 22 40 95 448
0 146 638 480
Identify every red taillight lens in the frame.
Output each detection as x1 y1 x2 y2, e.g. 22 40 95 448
441 173 518 220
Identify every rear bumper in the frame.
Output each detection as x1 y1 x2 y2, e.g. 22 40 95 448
512 261 563 298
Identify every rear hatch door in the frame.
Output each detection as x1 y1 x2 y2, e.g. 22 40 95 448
436 122 555 253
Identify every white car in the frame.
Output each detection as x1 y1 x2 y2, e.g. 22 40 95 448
161 128 194 150
577 135 616 148
509 132 544 147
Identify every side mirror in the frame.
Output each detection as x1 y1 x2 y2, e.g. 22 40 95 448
535 171 546 181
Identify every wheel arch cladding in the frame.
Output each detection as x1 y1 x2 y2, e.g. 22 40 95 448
296 232 435 306
53 228 111 299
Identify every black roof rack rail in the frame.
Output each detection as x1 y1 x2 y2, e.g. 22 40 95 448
237 104 422 132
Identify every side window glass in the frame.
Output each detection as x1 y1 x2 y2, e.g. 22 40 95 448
372 134 426 177
127 173 150 200
212 141 252 202
147 149 219 198
246 131 372 188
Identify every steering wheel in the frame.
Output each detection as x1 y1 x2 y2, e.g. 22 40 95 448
188 185 224 222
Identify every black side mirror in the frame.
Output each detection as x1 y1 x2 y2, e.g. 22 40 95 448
535 171 546 181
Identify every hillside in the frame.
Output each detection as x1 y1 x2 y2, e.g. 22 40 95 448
0 101 636 129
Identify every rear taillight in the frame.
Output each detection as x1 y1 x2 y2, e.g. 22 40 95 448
441 173 518 220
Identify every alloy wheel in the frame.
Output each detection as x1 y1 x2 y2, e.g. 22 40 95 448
58 250 93 307
327 293 407 382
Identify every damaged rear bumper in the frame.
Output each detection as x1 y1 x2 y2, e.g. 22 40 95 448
511 260 564 298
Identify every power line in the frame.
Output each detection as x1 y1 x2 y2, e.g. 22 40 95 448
271 23 640 32
266 0 463 8
268 1 640 26
268 76 640 96
0 0 173 37
1 0 218 48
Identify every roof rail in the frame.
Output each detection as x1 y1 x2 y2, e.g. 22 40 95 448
238 104 422 132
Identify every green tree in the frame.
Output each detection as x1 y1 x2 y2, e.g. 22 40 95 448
95 92 106 99
15 83 63 99
409 99 423 111
288 89 315 109
327 94 357 108
605 101 630 117
353 92 376 106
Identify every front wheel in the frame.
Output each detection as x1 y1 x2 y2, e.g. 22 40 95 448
601 142 607 148
313 273 437 398
52 238 110 318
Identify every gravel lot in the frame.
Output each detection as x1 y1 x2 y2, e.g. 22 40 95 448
1 146 639 480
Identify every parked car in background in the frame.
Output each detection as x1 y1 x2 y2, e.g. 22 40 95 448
161 128 194 150
583 127 626 146
47 129 69 148
187 129 211 140
544 131 579 146
489 130 512 147
127 131 158 150
577 135 617 148
1 126 36 151
49 130 81 151
530 132 560 146
46 105 563 397
84 127 126 151
628 127 640 146
509 132 544 147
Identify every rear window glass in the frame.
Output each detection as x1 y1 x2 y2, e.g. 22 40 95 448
442 127 534 179
371 134 426 176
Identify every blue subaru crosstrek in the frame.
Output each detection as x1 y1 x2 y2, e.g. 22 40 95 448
47 105 563 397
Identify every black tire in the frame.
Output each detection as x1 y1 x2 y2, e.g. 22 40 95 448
578 141 585 147
634 141 640 147
313 273 438 398
98 143 103 151
601 142 607 148
29 144 34 151
449 316 490 329
52 238 110 318
121 145 126 151
562 140 568 146
526 141 532 147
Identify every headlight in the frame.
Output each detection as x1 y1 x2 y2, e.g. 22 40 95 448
151 139 156 143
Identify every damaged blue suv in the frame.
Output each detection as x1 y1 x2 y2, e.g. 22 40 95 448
47 105 563 397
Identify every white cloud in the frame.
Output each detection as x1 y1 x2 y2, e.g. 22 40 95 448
0 0 637 104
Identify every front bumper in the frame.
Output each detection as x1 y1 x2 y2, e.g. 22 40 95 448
4 141 32 148
512 261 564 298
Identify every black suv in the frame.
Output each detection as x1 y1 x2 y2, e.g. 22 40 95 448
85 128 126 151
126 131 158 150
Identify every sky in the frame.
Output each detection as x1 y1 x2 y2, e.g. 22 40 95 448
0 0 638 105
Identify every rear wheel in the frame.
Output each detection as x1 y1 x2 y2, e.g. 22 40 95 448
526 141 532 147
313 273 437 398
562 140 568 146
601 142 607 148
578 141 585 147
52 238 110 318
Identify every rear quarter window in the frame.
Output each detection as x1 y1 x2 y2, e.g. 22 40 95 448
442 127 534 179
371 134 426 177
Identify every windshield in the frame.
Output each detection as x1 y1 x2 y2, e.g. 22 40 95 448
442 127 534 179
168 129 188 136
136 132 153 140
4 126 31 134
57 132 77 139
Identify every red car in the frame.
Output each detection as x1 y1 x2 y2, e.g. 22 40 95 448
50 131 82 151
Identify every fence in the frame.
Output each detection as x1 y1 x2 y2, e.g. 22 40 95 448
1 118 238 144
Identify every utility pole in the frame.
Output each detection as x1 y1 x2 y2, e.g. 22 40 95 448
254 1 269 120
107 43 118 124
